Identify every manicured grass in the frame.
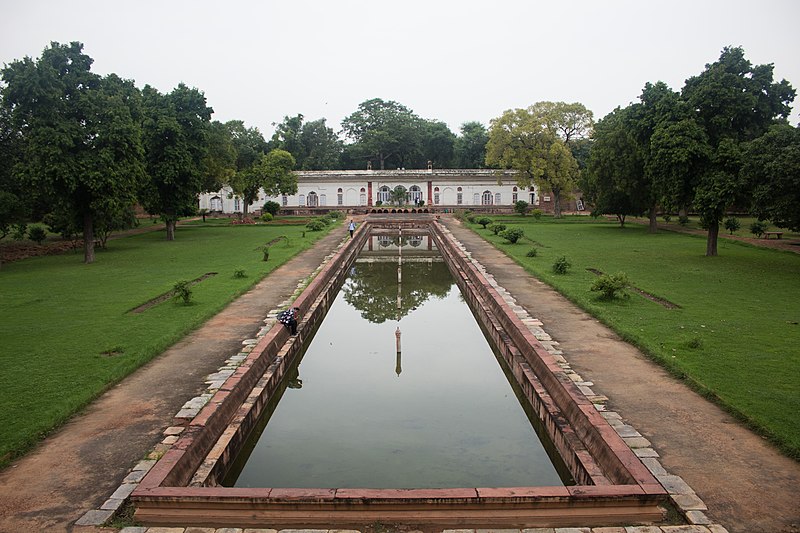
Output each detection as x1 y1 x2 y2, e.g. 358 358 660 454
470 215 800 458
0 221 338 466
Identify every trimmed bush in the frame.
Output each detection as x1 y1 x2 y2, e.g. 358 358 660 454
476 216 493 229
262 200 280 216
500 227 524 243
724 216 741 235
552 255 571 275
526 248 538 257
490 223 506 235
28 226 47 244
306 219 326 231
260 212 273 222
750 220 768 238
590 272 630 300
514 200 530 216
531 209 543 220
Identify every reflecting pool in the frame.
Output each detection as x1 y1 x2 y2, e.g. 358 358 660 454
224 252 571 489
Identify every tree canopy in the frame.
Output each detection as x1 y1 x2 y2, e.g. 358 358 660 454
139 83 212 241
1 41 146 262
486 102 588 217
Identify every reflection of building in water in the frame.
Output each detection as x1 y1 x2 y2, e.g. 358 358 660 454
395 326 402 377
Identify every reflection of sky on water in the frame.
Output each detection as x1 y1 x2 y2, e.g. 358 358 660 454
230 259 567 489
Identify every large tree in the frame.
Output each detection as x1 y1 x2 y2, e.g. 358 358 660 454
226 120 268 216
486 103 584 217
742 124 800 231
299 118 343 170
682 46 795 255
454 121 489 168
1 42 145 263
585 105 648 226
419 119 456 168
140 83 212 241
340 98 422 170
0 93 28 241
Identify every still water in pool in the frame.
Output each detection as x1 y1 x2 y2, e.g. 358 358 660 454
225 255 571 489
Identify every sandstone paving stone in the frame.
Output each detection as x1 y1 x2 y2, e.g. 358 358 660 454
613 425 642 438
554 528 591 533
660 526 711 532
601 411 622 420
119 527 148 533
656 474 695 495
162 435 179 445
215 528 244 533
443 529 476 533
278 530 329 533
671 492 708 511
521 529 555 533
624 527 663 533
634 447 660 458
590 528 626 533
146 528 188 533
641 457 668 476
164 426 186 436
99 497 125 511
110 482 137 499
623 436 651 448
74 509 114 526
477 529 521 533
183 528 215 533
705 526 729 533
133 459 157 471
328 530 361 533
243 529 279 533
684 510 712 525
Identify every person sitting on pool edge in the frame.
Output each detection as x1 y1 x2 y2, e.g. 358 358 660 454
277 307 300 335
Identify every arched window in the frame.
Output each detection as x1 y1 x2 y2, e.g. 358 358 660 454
512 186 518 204
298 194 305 206
409 185 422 204
495 192 502 205
281 194 288 206
337 188 343 206
482 190 493 205
378 186 391 203
319 194 327 206
210 196 222 211
307 191 319 207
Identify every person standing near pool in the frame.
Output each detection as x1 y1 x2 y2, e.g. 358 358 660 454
278 307 299 335
348 219 356 238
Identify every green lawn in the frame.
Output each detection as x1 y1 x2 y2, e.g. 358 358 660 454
470 215 800 459
0 221 337 466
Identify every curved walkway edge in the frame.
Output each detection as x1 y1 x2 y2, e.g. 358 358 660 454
441 217 800 533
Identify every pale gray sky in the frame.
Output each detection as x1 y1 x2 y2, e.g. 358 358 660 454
2 0 799 136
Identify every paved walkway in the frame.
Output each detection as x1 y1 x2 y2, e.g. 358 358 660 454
0 216 798 533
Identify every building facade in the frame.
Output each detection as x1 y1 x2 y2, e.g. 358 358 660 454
199 169 545 215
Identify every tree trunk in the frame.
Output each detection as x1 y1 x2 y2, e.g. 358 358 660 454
553 189 562 218
379 154 385 170
648 203 658 233
166 220 176 241
617 214 626 228
83 212 95 264
706 221 719 256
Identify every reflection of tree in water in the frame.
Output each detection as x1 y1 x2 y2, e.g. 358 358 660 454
342 261 453 323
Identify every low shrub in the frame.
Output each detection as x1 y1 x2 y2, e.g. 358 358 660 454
173 280 192 305
750 220 768 237
724 216 741 235
590 272 629 300
233 269 247 278
306 219 326 231
678 215 690 226
260 212 273 222
476 216 493 229
490 223 506 235
500 227 524 244
552 255 571 275
526 248 538 257
531 209 543 220
662 214 672 223
28 226 47 244
262 200 281 216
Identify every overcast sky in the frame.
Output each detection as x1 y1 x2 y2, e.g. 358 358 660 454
2 0 799 138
